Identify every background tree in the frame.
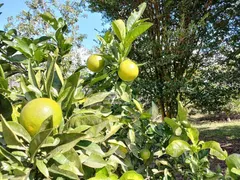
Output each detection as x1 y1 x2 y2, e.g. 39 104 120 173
86 0 240 118
4 0 86 48
2 0 90 76
0 3 3 15
185 58 240 113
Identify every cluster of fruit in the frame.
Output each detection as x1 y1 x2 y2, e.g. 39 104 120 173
87 54 139 82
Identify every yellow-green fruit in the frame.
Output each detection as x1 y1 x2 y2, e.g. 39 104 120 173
109 174 118 180
120 171 144 180
140 149 151 160
19 98 62 136
118 59 139 81
87 54 105 73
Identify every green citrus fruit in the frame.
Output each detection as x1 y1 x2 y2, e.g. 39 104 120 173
109 174 118 180
87 54 105 73
19 98 62 136
120 170 144 180
118 59 139 81
140 148 151 160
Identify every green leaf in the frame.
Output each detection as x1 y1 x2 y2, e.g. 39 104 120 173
49 164 79 180
104 123 122 141
0 95 12 119
74 87 85 101
52 149 83 175
45 56 56 97
28 59 39 89
95 167 108 177
33 48 45 63
116 82 131 102
202 141 228 160
84 122 107 138
128 129 135 143
39 116 54 132
40 12 58 30
57 86 72 103
0 146 23 165
127 2 147 31
226 154 240 178
124 22 152 48
7 121 31 143
63 72 80 113
29 128 53 160
231 168 240 175
107 155 126 170
89 73 108 86
47 133 87 158
41 137 60 148
68 125 90 133
5 54 28 62
55 28 64 46
83 153 106 168
20 76 36 101
226 153 240 169
83 92 112 107
0 77 8 91
133 99 143 113
0 115 23 147
0 64 5 79
33 36 52 44
59 163 83 176
176 98 188 121
63 149 83 173
66 114 102 129
186 127 199 145
55 63 64 86
36 159 49 178
166 140 190 157
164 117 182 136
14 37 32 57
112 19 126 41
78 141 105 157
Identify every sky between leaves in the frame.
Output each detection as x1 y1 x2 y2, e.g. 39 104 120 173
0 0 109 50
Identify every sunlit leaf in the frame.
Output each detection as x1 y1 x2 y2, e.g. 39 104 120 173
127 2 147 30
186 127 199 145
0 115 23 147
124 22 152 49
176 97 188 121
0 146 22 165
36 159 49 178
84 92 112 107
202 141 228 160
49 164 79 179
83 153 106 168
166 140 190 157
112 19 126 41
40 12 58 30
7 121 31 143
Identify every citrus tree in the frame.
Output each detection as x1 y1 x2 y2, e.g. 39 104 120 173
0 2 240 180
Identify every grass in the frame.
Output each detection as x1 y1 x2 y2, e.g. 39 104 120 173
193 120 240 141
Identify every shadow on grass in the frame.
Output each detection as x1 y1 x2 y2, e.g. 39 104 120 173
198 123 240 155
199 125 240 141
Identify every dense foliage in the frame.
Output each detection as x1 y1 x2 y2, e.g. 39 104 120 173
86 0 240 117
0 2 240 180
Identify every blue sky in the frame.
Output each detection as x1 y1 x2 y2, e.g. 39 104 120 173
0 0 109 49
